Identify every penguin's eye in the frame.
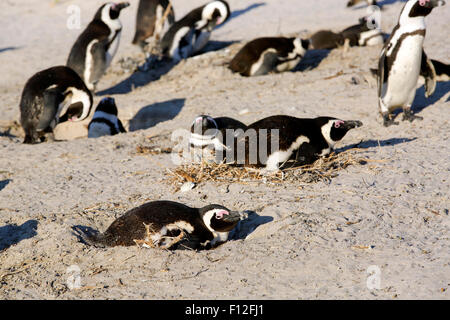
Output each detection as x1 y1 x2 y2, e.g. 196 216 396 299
334 120 345 128
215 210 229 219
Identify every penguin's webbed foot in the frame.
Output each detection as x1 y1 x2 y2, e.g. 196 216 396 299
402 109 423 122
382 114 399 127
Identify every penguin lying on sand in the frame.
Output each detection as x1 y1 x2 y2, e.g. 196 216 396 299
310 16 383 50
189 115 247 151
229 116 363 171
19 66 93 144
377 0 445 126
73 201 248 250
67 2 130 91
132 0 175 49
88 97 126 138
160 0 230 61
229 37 310 77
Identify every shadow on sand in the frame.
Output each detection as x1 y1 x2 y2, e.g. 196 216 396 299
0 179 11 191
128 98 185 132
0 220 38 251
216 2 266 30
229 211 273 240
413 81 450 114
295 49 330 72
336 137 417 152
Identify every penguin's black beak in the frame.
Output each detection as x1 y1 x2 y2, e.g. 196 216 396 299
343 120 363 130
114 2 130 11
222 211 248 223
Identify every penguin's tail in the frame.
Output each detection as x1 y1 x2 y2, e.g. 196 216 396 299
71 225 108 248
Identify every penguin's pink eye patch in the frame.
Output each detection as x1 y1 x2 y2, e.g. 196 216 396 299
334 120 345 128
419 0 430 6
215 210 229 219
195 117 203 124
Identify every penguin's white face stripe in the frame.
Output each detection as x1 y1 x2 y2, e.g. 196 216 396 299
202 209 231 246
202 1 229 25
265 135 310 171
189 136 229 151
250 48 277 76
292 38 307 59
169 26 192 60
58 87 91 122
84 39 99 89
321 120 338 149
101 3 123 36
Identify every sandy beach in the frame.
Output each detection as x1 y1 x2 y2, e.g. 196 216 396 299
0 0 449 299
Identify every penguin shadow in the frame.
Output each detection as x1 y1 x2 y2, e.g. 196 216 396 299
128 98 185 131
0 46 19 54
295 49 330 72
194 40 238 56
0 179 11 191
228 211 273 241
0 220 38 251
96 59 177 96
348 0 406 10
413 81 450 114
215 2 267 30
336 137 417 152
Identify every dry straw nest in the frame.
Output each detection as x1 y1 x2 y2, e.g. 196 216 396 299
167 148 380 187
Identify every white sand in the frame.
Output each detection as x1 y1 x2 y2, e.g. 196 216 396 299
0 0 449 299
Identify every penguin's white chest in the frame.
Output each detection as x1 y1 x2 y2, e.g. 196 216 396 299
383 35 424 108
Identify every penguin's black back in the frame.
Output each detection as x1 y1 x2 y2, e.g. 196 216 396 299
246 115 330 153
229 37 296 76
133 0 175 45
309 30 345 50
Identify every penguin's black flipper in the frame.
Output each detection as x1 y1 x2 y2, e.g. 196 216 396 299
118 118 127 133
420 50 436 98
377 46 387 98
38 88 63 130
90 40 109 87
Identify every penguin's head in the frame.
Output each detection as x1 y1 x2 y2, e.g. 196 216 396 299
293 38 310 57
317 117 363 147
95 97 118 116
202 0 231 31
405 0 445 18
200 204 247 233
190 115 219 137
95 2 130 21
58 87 93 123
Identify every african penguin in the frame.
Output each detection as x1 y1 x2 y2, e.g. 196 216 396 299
347 0 378 8
67 2 130 91
229 37 310 77
310 16 383 50
160 0 230 61
73 201 247 250
189 115 248 151
377 0 445 126
230 116 362 171
132 0 175 48
19 66 93 144
88 97 126 138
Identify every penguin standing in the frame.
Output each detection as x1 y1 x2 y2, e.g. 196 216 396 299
132 0 175 48
377 0 445 126
189 115 247 151
19 66 93 144
229 37 310 77
228 116 362 171
67 2 130 91
73 201 247 250
160 0 230 61
88 97 126 138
